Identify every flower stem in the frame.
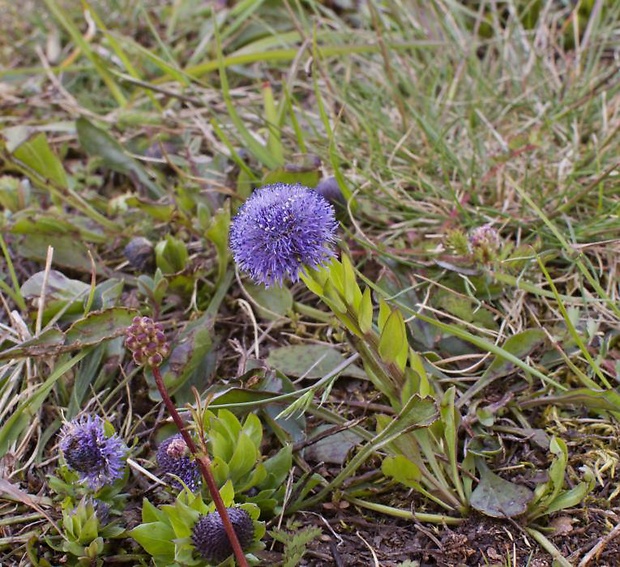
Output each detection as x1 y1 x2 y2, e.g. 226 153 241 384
151 365 249 567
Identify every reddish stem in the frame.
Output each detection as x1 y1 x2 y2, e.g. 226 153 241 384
152 365 249 567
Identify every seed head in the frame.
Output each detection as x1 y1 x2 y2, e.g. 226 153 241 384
156 434 201 491
191 507 254 563
230 183 338 287
59 415 127 491
125 316 170 367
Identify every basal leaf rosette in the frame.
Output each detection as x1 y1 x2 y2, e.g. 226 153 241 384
199 410 293 515
130 482 265 566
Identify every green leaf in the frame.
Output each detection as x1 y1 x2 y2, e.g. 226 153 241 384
440 387 465 503
244 282 293 320
547 437 568 502
129 523 176 558
205 206 231 286
154 235 189 274
76 117 164 198
381 455 422 488
228 433 259 479
11 132 67 187
164 498 199 539
214 409 243 441
322 278 347 314
341 253 362 307
21 269 89 307
358 287 373 335
407 350 431 398
65 308 139 348
241 413 264 450
471 460 533 518
483 329 546 379
260 445 293 489
378 309 407 370
210 456 230 487
378 299 391 330
141 498 165 523
125 196 174 221
545 482 590 515
266 344 366 380
304 425 363 465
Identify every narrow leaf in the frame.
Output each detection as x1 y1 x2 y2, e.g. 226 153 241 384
76 118 164 198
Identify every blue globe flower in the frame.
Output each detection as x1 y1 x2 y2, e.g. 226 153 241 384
59 415 127 491
230 183 339 287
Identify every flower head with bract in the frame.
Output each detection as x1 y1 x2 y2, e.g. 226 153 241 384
191 507 254 563
230 183 339 287
59 415 127 491
156 434 201 492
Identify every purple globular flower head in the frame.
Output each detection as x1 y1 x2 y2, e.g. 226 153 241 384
59 415 127 491
230 183 339 287
156 434 201 491
191 507 254 563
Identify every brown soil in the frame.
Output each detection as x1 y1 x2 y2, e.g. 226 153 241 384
258 504 620 566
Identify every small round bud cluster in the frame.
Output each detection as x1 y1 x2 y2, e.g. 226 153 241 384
469 224 501 264
156 434 201 491
191 507 254 563
125 316 170 368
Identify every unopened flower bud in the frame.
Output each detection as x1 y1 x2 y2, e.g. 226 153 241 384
469 224 501 264
125 316 170 368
